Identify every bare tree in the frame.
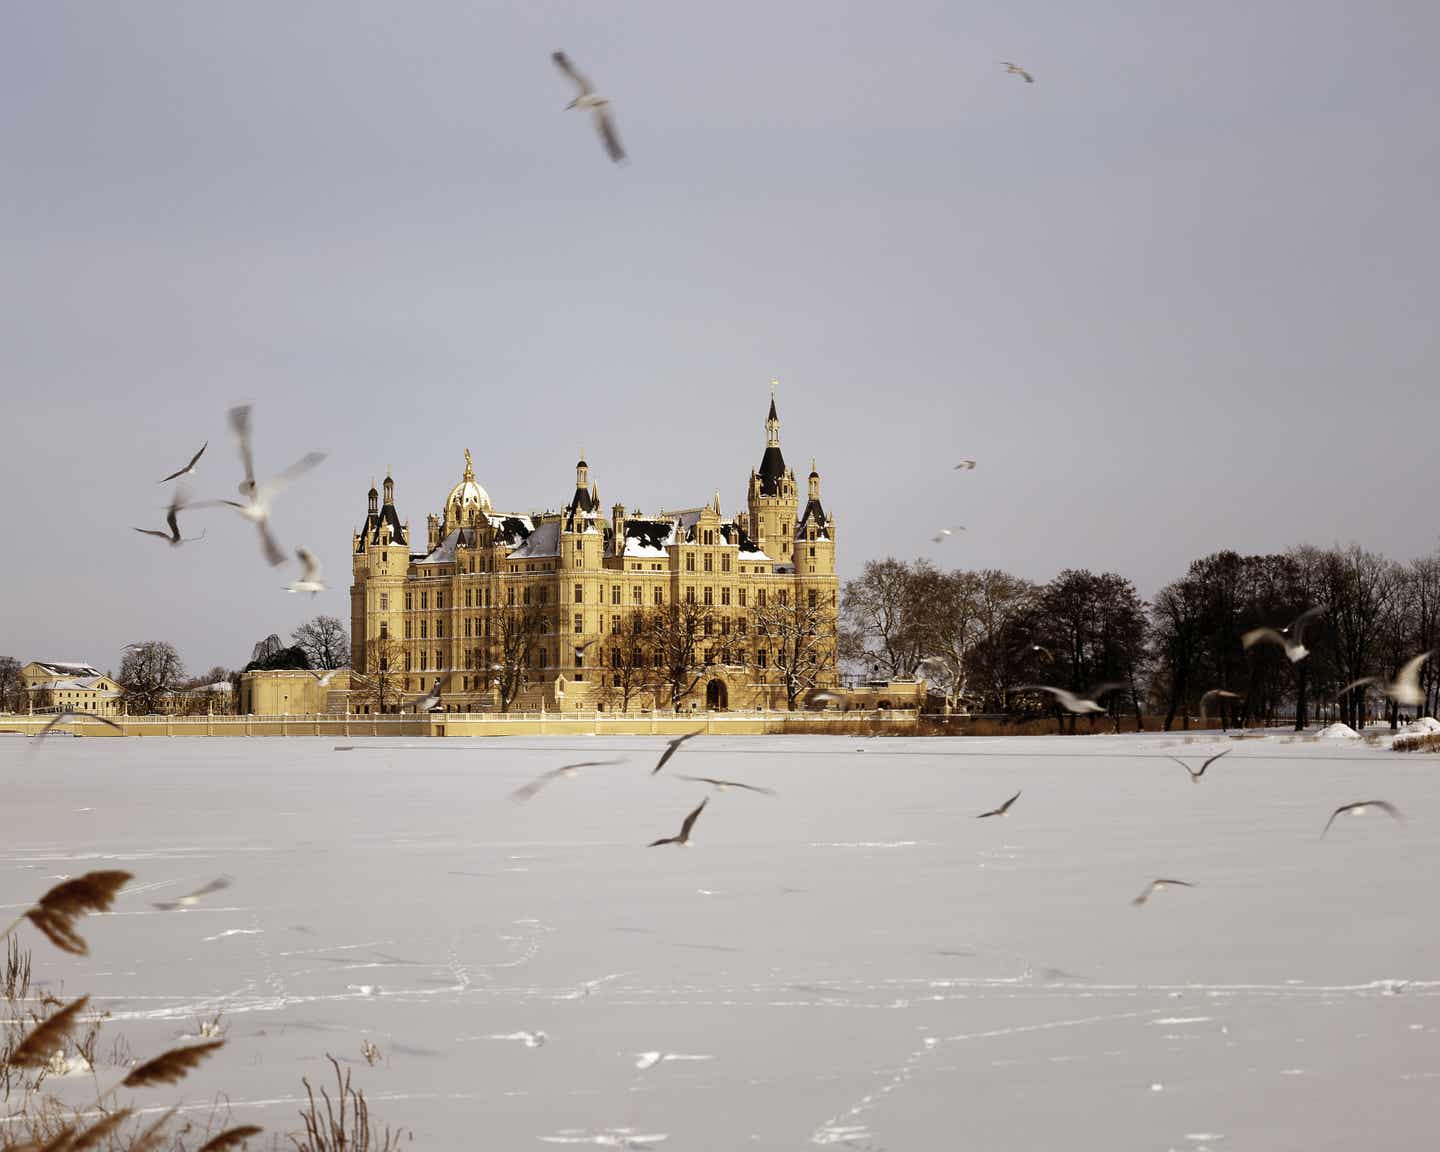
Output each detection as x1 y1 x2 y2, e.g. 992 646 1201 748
1321 544 1399 730
350 636 406 715
646 600 713 708
491 606 545 712
250 634 284 664
916 569 983 709
598 618 656 712
840 558 929 678
118 641 186 715
753 592 837 710
292 616 352 670
0 656 21 713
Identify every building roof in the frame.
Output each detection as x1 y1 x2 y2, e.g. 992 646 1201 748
487 513 534 546
29 676 118 695
420 528 477 565
359 503 407 551
28 661 102 678
796 496 830 539
508 519 561 559
757 445 788 495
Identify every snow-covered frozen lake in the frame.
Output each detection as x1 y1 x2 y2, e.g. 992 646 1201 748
3 732 1439 1150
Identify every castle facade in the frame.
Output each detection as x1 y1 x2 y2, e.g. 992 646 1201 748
348 387 838 712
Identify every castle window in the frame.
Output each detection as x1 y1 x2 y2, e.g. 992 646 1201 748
539 587 548 605
437 620 445 638
573 613 583 633
810 546 816 558
653 587 663 605
574 647 585 668
574 583 583 604
722 555 731 573
721 617 730 635
685 587 695 605
421 592 428 610
466 589 472 608
738 618 747 637
405 653 412 671
420 652 427 671
437 592 444 610
612 585 620 604
721 587 731 606
612 614 620 634
380 622 389 640
704 617 713 636
779 590 789 606
757 589 767 608
523 587 531 606
405 621 412 638
632 587 642 604
611 649 620 668
757 649 767 668
808 589 818 609
685 554 695 572
704 554 713 573
380 593 389 611
739 588 747 607
380 657 389 672
703 587 713 606
406 593 413 610
420 620 428 639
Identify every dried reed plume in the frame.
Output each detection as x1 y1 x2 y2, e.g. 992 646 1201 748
66 1107 135 1150
121 1040 225 1088
197 1125 265 1151
290 1055 409 1151
7 996 91 1070
128 1107 179 1152
2 872 134 957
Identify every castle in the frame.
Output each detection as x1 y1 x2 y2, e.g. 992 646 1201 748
348 386 839 712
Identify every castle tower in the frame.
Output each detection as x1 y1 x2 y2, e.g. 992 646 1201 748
560 454 604 699
351 469 409 689
794 458 836 578
746 381 799 566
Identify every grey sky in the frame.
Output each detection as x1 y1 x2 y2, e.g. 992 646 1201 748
2 1 1437 675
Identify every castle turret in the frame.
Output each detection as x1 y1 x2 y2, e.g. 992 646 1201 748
352 470 410 693
746 380 799 566
795 458 835 578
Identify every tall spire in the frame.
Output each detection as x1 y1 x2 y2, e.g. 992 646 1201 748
766 379 781 447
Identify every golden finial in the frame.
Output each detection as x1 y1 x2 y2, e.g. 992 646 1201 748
770 378 777 397
810 456 817 473
463 448 474 480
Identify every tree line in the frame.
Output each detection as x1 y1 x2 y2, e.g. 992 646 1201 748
841 545 1440 728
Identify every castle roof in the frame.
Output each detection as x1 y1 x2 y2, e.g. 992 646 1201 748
757 444 788 495
797 496 829 539
420 528 477 565
358 502 407 551
28 661 102 679
508 519 561 559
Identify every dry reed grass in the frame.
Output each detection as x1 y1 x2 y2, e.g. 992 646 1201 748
1395 732 1440 753
289 1056 409 1152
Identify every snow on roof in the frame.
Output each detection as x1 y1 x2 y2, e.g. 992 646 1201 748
420 528 475 565
621 518 677 557
34 661 101 678
509 519 560 559
487 513 534 546
29 676 118 695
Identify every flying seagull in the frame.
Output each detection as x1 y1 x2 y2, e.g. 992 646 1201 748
512 759 626 802
1339 651 1434 708
1017 682 1124 714
976 790 1021 818
1241 606 1326 664
34 712 123 739
551 50 625 163
416 671 454 713
1003 61 1035 83
676 775 776 796
1131 878 1194 907
1165 747 1231 783
286 547 326 595
651 730 701 775
153 877 232 912
311 668 340 688
932 526 965 544
133 487 205 548
1321 800 1403 839
214 405 326 567
157 441 207 484
953 460 976 471
649 799 707 847
1199 688 1243 718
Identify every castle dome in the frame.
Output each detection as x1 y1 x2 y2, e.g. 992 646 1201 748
446 449 492 518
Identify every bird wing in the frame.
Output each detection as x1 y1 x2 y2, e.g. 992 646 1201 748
1082 682 1126 702
183 877 232 901
551 50 594 96
133 528 172 541
165 502 181 541
954 460 975 470
296 547 322 583
260 451 327 501
1289 605 1326 644
257 520 286 567
1241 628 1286 652
1198 748 1231 774
1393 650 1435 696
594 107 626 163
678 799 707 841
1154 878 1194 888
38 711 121 737
1199 689 1241 707
1337 677 1379 699
158 441 207 484
1021 69 1035 83
227 406 256 493
652 730 699 775
1319 802 1399 838
511 770 562 802
1166 756 1200 777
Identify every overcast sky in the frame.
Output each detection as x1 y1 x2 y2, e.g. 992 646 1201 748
2 1 1437 675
